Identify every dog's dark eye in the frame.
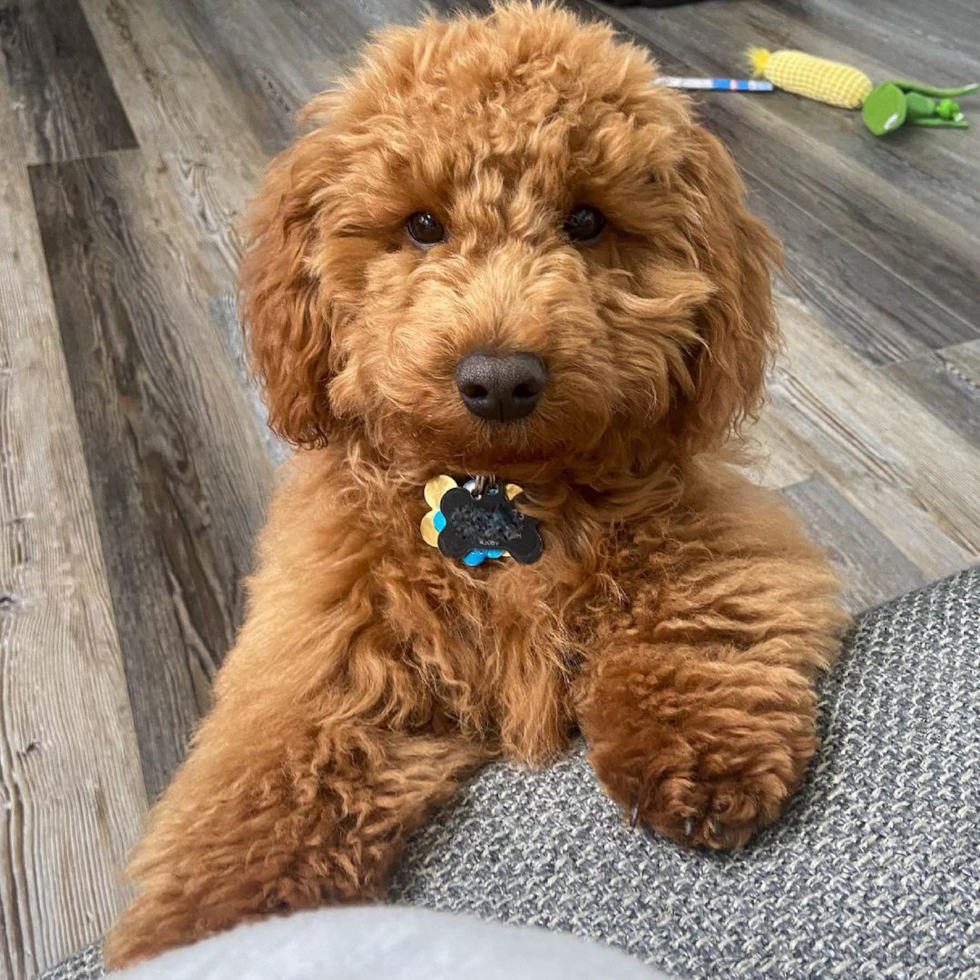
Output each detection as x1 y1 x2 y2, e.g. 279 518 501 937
406 211 446 246
564 205 606 243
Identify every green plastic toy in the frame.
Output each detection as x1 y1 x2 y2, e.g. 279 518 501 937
862 80 979 135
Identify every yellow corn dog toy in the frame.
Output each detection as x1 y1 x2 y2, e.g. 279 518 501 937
749 47 872 109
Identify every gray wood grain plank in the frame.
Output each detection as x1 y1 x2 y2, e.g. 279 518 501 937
353 0 452 28
29 151 274 800
761 295 980 578
884 350 980 453
0 58 146 978
772 0 980 82
702 117 980 354
755 190 973 365
168 0 359 157
941 339 980 385
0 0 136 163
781 476 927 613
80 0 271 292
208 293 291 469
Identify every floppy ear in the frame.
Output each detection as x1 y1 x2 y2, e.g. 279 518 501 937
671 124 782 453
239 114 340 448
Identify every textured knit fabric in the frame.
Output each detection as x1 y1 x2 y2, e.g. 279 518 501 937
36 944 103 980
38 567 980 980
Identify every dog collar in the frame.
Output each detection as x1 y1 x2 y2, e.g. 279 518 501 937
421 475 543 567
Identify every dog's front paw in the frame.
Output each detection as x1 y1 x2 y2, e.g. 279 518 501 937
593 720 815 849
579 659 818 849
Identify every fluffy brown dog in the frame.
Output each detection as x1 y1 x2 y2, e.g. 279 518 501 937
105 2 847 968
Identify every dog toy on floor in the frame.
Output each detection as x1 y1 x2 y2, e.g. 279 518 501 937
748 47 978 135
655 76 773 92
862 80 977 134
748 48 872 108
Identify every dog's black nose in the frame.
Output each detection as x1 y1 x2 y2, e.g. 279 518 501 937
455 352 547 421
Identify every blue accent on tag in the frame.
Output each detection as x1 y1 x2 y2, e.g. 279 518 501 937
434 511 505 567
460 546 507 566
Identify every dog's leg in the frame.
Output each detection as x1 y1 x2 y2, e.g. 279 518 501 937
576 480 848 849
103 460 489 968
104 692 484 968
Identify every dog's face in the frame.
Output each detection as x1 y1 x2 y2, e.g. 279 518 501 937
242 3 779 482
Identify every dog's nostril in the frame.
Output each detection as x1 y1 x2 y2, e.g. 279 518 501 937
455 351 548 422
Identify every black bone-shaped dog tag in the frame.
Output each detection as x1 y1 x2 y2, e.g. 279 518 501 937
437 486 543 564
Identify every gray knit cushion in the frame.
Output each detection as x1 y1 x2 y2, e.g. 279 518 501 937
36 944 103 980
39 567 980 980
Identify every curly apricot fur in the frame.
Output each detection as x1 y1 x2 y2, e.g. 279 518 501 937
105 2 847 968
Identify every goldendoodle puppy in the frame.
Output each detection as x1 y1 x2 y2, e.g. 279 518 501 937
106 1 847 967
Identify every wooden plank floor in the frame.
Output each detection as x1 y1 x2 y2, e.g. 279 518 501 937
1 0 978 974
